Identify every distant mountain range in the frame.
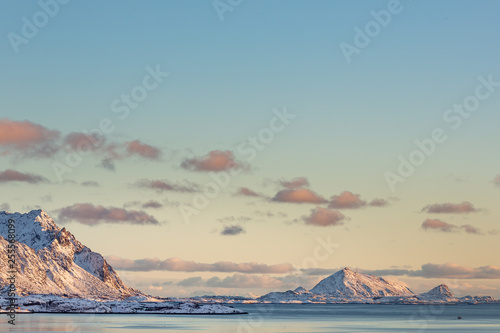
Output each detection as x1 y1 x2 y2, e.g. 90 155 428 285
254 268 497 304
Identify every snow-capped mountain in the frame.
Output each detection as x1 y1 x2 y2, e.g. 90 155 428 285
419 284 456 301
0 210 142 299
309 267 414 298
256 268 498 304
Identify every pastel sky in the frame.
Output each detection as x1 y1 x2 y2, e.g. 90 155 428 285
1 0 500 298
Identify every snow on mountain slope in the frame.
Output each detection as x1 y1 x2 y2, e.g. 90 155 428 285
419 284 457 302
0 210 142 299
309 267 414 298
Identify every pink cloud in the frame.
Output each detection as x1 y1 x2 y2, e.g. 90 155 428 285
422 202 478 214
494 175 500 187
126 140 161 160
421 219 459 232
272 188 327 204
461 224 483 235
181 150 245 172
0 169 48 184
328 191 366 209
57 203 159 225
0 119 59 149
303 207 346 227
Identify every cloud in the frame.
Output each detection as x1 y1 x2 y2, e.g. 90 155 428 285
422 219 486 235
421 219 459 232
221 225 245 236
134 179 198 193
142 200 163 209
57 203 159 225
356 264 500 279
81 180 99 187
106 256 294 274
0 203 10 211
0 119 59 157
272 188 327 204
0 169 49 184
279 177 309 189
253 210 287 218
235 187 265 198
181 150 246 172
206 274 286 289
0 119 161 169
125 140 161 160
217 216 251 223
422 202 478 214
416 263 500 279
303 207 346 227
177 277 204 287
328 191 366 209
494 175 500 187
368 198 389 207
99 158 116 171
461 224 482 235
63 132 103 152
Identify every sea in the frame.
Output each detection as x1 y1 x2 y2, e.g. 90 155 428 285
2 303 500 332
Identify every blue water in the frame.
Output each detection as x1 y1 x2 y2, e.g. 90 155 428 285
2 304 500 332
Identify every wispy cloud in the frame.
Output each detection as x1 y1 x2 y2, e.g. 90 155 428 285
279 177 309 189
106 256 294 274
0 169 49 184
422 219 485 234
81 180 99 187
422 202 478 214
142 200 163 209
304 264 500 279
235 187 266 198
134 179 198 193
206 274 286 289
57 203 159 225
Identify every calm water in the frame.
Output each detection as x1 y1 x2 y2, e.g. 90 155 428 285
2 304 500 332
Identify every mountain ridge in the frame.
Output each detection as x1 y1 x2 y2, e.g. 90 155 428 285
0 209 142 299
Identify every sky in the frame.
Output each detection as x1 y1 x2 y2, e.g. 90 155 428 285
1 0 500 298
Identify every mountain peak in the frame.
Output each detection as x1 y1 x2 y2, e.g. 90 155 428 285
422 284 455 299
310 268 413 298
0 210 142 299
0 209 60 250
